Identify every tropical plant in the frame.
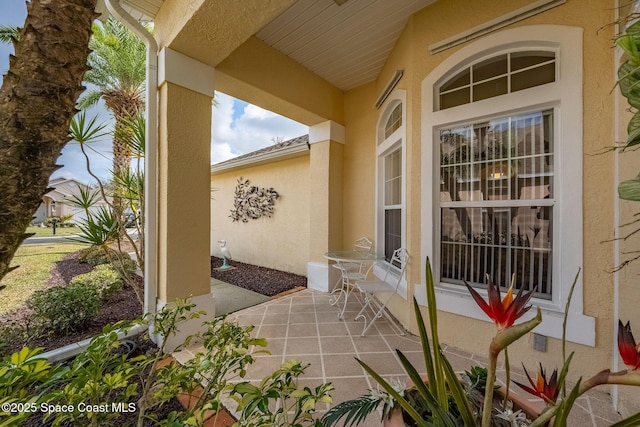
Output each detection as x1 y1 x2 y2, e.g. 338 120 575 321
0 25 20 43
78 18 147 223
322 259 640 427
231 359 334 427
1 297 334 427
0 0 98 282
0 347 68 426
68 111 146 305
28 282 102 335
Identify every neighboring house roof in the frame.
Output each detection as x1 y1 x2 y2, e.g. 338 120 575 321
43 178 105 204
211 134 309 174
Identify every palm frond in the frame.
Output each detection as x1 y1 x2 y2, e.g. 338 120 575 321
65 186 102 210
322 393 389 427
69 111 109 144
0 25 20 43
77 89 104 110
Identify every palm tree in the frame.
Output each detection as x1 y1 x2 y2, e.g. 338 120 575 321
79 18 147 178
0 0 98 281
0 25 20 43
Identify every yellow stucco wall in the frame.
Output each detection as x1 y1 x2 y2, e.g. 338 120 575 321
158 82 213 303
343 0 619 383
210 155 310 276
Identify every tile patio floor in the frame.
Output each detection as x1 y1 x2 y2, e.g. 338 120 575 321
176 289 622 426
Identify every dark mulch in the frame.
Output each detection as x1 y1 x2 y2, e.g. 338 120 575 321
211 256 307 297
0 252 143 356
1 252 306 356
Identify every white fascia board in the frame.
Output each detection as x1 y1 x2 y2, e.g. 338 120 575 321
211 143 309 174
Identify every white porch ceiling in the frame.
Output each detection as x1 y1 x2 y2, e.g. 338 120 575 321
256 0 435 91
111 0 436 91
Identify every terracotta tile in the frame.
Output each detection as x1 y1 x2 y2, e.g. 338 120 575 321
256 323 287 338
288 323 319 338
262 313 290 325
266 304 291 313
324 353 365 377
234 314 265 326
242 355 285 381
178 289 621 424
318 322 349 337
260 337 286 356
326 376 371 406
297 354 324 379
285 337 320 355
351 336 393 353
383 335 422 352
358 352 404 376
289 312 318 323
320 336 357 354
290 303 316 313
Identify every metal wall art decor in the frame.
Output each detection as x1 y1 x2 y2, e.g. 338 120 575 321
230 177 280 222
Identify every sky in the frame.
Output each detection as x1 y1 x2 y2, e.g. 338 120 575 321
0 0 308 186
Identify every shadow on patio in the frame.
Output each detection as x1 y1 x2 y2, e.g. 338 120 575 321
174 289 621 426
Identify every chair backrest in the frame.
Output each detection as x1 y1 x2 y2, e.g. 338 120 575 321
379 247 410 289
353 237 374 253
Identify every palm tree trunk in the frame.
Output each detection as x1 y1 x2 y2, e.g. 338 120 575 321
0 0 99 281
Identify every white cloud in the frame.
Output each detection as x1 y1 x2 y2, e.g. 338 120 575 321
211 93 308 164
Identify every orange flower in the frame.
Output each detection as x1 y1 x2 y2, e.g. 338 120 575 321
618 320 640 370
513 363 560 404
464 279 535 329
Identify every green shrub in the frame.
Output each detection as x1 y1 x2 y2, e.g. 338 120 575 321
78 246 112 266
28 283 101 334
70 264 123 300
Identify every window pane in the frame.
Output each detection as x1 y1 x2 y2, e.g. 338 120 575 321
511 51 555 71
385 209 402 262
441 68 471 92
512 63 555 92
440 205 552 298
473 76 508 102
439 110 554 298
436 51 555 111
384 104 402 139
385 149 402 205
440 87 470 110
473 54 507 82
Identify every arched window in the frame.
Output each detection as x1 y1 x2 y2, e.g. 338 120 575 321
377 93 406 266
437 51 556 110
420 26 594 346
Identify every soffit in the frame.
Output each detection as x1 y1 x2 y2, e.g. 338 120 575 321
121 0 163 21
106 0 435 91
255 0 436 91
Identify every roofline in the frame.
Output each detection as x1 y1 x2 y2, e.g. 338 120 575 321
211 142 309 175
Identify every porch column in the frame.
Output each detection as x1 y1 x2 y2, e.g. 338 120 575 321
307 121 345 292
156 48 215 348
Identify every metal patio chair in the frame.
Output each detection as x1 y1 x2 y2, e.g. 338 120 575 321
355 247 409 336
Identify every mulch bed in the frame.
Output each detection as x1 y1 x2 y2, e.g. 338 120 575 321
0 252 144 357
1 252 307 357
210 256 307 297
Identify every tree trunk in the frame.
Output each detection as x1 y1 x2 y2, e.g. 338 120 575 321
0 0 99 281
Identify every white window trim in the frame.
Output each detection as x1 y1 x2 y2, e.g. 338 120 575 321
376 90 408 298
419 25 595 346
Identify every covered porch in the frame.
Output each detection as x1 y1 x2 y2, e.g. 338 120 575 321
173 289 622 426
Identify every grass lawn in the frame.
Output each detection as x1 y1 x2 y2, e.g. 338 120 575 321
26 226 81 237
0 242 89 315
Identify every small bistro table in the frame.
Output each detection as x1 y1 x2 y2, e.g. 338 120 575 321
324 251 380 319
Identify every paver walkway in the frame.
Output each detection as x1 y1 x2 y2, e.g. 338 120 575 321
176 289 622 426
